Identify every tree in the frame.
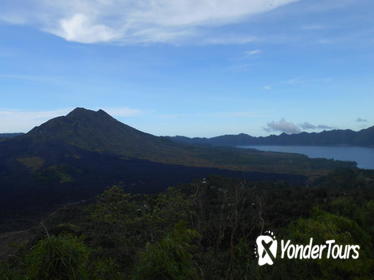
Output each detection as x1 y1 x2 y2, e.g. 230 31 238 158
133 222 201 280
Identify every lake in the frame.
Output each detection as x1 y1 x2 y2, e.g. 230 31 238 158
239 145 374 170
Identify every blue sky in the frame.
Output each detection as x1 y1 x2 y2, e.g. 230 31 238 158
0 0 373 137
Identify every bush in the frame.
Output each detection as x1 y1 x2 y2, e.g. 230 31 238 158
26 235 89 280
133 222 201 280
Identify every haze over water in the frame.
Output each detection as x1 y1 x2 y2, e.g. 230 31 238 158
240 145 374 170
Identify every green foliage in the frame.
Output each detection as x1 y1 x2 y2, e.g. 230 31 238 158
91 185 135 225
3 172 374 280
88 186 196 265
89 258 123 280
16 157 45 171
133 222 201 280
26 235 90 280
279 209 374 280
36 165 74 184
88 186 142 264
229 239 255 280
287 209 371 245
0 262 26 280
360 200 374 236
150 187 194 232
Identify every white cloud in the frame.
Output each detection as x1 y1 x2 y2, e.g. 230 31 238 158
264 119 335 134
265 118 301 134
316 124 333 130
299 122 333 130
281 77 332 86
263 85 272 90
0 107 141 132
56 14 122 43
0 109 69 133
245 49 262 56
201 35 257 45
0 0 298 44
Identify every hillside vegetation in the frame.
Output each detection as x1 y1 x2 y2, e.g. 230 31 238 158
1 170 374 279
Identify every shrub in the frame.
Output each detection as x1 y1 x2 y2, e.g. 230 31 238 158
26 235 89 280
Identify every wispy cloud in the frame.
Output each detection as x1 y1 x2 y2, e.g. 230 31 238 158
265 119 334 134
245 49 262 56
281 77 332 86
299 122 333 130
0 107 142 133
200 35 257 45
0 0 298 44
265 119 301 134
263 85 272 91
356 117 368 123
0 109 69 133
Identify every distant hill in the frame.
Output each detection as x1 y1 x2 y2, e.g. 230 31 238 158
0 133 24 139
169 127 374 147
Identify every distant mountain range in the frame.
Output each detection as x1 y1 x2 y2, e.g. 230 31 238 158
0 108 355 228
0 133 24 139
169 126 374 147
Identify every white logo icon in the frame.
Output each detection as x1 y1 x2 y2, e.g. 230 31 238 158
255 231 277 266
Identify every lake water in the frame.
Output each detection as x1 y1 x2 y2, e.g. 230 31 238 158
239 145 374 170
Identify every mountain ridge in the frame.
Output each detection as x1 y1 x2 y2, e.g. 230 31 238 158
24 107 188 162
0 107 357 188
0 133 24 139
16 107 354 174
169 126 374 147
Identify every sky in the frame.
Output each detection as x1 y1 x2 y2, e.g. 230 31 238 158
0 0 374 137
